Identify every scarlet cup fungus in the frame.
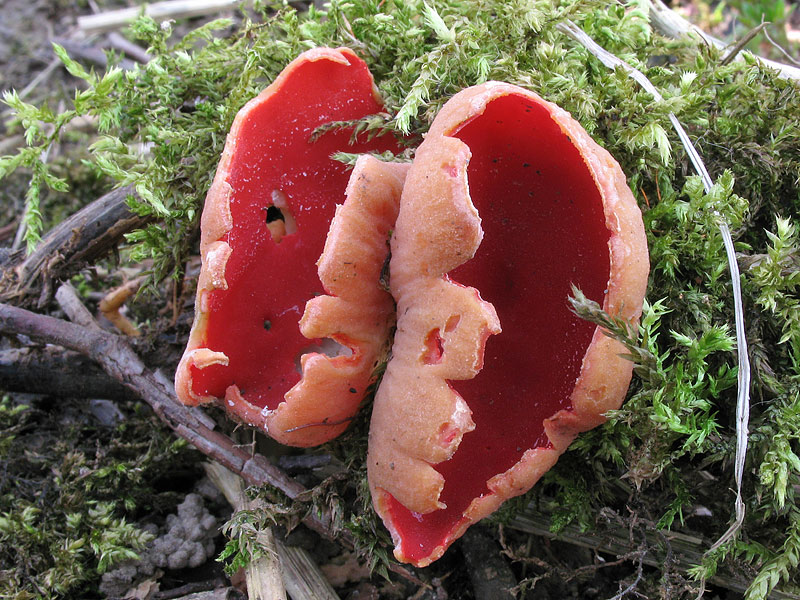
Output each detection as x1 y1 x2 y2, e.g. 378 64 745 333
176 50 648 561
367 82 650 566
175 48 403 447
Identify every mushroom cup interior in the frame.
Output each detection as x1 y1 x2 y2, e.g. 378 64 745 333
188 55 398 415
385 92 612 562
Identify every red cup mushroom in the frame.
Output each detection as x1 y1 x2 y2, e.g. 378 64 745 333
175 47 404 447
367 82 650 566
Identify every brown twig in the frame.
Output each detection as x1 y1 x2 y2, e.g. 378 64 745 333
0 346 138 401
607 532 647 600
721 23 770 66
0 185 149 307
0 295 422 585
0 302 305 496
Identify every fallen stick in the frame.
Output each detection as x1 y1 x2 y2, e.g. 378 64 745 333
205 462 288 600
0 290 423 586
0 185 148 307
0 300 307 505
275 538 341 600
207 461 342 600
0 346 138 401
78 0 246 35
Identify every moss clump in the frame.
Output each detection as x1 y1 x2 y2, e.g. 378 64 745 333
1 1 800 598
0 396 202 598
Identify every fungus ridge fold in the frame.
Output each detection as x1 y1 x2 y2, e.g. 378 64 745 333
175 48 403 447
367 83 649 566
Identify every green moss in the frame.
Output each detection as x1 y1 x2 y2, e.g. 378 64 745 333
2 1 800 597
0 396 202 598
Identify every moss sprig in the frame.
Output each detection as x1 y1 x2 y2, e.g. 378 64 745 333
0 396 201 598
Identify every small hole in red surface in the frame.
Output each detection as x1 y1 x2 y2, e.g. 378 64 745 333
423 328 444 365
264 189 298 243
295 338 353 373
265 205 284 223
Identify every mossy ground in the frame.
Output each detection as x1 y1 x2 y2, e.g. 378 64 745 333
1 0 800 598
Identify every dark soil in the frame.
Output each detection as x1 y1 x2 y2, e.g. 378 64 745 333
0 0 77 119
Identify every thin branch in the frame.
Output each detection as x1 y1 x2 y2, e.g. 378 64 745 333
0 346 137 401
761 25 800 67
607 534 646 600
0 296 421 585
720 23 769 66
55 282 102 329
0 185 149 307
0 302 305 505
78 0 248 35
646 0 800 80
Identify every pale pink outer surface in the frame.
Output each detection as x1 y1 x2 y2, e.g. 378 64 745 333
174 48 407 446
367 82 650 565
